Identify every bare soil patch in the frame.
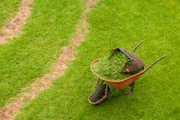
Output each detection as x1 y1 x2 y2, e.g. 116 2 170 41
0 0 33 44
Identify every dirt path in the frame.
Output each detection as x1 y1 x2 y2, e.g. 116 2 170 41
0 0 98 119
0 0 33 44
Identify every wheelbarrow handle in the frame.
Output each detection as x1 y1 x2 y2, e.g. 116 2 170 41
132 41 143 52
143 56 166 74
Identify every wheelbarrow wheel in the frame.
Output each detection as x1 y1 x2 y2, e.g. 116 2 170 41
88 84 110 105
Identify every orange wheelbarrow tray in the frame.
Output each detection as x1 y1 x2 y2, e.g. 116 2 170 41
90 59 144 90
88 56 166 105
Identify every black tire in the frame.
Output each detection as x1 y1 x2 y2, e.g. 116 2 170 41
90 84 110 102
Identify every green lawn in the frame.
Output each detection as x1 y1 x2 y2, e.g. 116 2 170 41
0 0 82 107
16 0 180 120
0 0 21 28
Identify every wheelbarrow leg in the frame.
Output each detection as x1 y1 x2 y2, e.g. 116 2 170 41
124 82 135 95
130 82 135 92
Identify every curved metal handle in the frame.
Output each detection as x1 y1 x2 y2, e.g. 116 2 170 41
132 41 143 52
143 56 166 73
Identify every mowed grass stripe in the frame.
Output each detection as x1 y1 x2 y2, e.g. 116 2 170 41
17 0 179 120
0 0 21 28
0 0 82 107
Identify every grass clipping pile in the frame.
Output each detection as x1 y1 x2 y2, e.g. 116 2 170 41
93 52 131 80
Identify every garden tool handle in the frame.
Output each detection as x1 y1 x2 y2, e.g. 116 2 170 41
132 41 143 52
143 56 166 73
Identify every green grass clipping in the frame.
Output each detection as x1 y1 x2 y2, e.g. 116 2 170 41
93 52 131 80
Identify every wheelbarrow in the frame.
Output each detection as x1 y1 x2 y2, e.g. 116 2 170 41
88 42 166 105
